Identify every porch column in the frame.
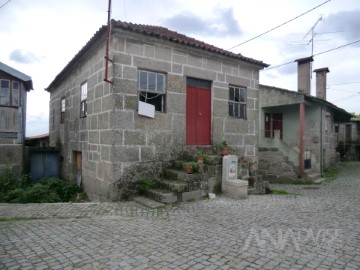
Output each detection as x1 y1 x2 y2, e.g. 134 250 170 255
299 102 305 172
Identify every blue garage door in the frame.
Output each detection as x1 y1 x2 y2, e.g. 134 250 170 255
30 151 59 182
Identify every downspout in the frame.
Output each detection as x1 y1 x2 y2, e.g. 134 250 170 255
320 105 323 177
104 0 113 84
299 102 305 173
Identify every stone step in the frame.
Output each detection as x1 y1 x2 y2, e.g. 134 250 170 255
158 178 189 193
180 190 204 202
146 189 178 204
133 196 165 209
163 168 202 182
171 160 187 170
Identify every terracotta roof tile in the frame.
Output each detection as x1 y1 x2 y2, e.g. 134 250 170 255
46 20 268 91
113 20 268 67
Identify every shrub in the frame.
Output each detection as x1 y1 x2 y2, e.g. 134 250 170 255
0 172 83 203
137 177 158 195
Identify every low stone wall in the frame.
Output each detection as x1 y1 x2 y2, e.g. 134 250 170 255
0 144 24 176
258 147 298 182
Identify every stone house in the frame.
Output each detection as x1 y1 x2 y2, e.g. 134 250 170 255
0 61 33 173
46 20 268 201
336 119 360 160
258 57 351 181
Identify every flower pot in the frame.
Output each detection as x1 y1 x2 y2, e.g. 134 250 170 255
197 156 205 164
186 166 193 174
220 147 229 156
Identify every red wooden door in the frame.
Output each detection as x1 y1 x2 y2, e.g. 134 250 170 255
186 86 211 145
265 113 271 138
272 113 283 139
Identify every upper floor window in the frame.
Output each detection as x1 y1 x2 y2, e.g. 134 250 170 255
229 86 246 119
60 98 65 123
0 79 20 107
80 82 87 117
138 70 166 112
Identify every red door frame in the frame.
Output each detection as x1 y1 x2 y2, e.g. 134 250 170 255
186 85 211 145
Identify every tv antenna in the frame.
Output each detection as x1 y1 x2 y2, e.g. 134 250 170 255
304 15 323 56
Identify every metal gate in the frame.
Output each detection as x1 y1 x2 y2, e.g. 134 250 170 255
30 150 59 182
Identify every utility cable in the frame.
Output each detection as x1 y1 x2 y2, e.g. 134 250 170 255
333 92 360 102
263 39 360 71
0 0 12 9
227 0 331 50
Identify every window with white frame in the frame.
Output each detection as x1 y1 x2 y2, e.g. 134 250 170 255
229 86 246 118
138 70 166 112
60 98 65 123
80 82 87 117
0 79 20 107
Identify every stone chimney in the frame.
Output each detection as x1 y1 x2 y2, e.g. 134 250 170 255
313 67 330 100
295 56 314 95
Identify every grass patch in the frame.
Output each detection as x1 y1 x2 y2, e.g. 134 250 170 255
271 179 313 185
0 217 43 222
323 165 341 182
270 189 299 195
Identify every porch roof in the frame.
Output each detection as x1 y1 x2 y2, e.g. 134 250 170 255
260 84 352 122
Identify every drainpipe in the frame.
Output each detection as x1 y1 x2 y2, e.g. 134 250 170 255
299 102 305 173
104 0 113 84
320 105 323 177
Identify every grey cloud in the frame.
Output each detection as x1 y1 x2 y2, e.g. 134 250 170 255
319 10 360 44
26 113 49 137
9 49 43 64
277 61 297 75
163 7 242 37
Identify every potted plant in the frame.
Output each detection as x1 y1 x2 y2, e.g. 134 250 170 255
185 162 199 174
216 140 233 156
195 152 210 164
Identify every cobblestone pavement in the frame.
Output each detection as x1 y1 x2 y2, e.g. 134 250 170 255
0 162 359 270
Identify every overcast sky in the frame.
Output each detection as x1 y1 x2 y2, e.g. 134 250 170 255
1 0 359 136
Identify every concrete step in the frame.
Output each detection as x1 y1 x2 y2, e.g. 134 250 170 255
313 178 326 184
146 189 177 204
158 178 188 193
306 173 321 181
133 196 165 208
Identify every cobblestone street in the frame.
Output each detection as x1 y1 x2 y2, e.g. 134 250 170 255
1 162 359 270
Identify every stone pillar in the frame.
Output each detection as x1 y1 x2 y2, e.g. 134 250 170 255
295 56 314 95
314 67 330 100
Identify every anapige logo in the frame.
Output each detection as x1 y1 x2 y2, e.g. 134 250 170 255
242 227 342 252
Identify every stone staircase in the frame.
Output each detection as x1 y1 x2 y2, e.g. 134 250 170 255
135 151 223 207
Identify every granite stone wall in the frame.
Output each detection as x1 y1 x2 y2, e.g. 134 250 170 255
49 30 261 201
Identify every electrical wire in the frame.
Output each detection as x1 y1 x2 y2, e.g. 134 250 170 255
227 0 331 50
263 39 360 71
0 0 12 9
333 92 360 102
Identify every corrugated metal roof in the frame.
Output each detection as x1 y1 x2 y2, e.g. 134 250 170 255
0 61 33 91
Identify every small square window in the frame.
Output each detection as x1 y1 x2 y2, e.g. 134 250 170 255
229 86 246 119
0 80 10 106
61 98 65 123
138 70 166 112
80 82 87 117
